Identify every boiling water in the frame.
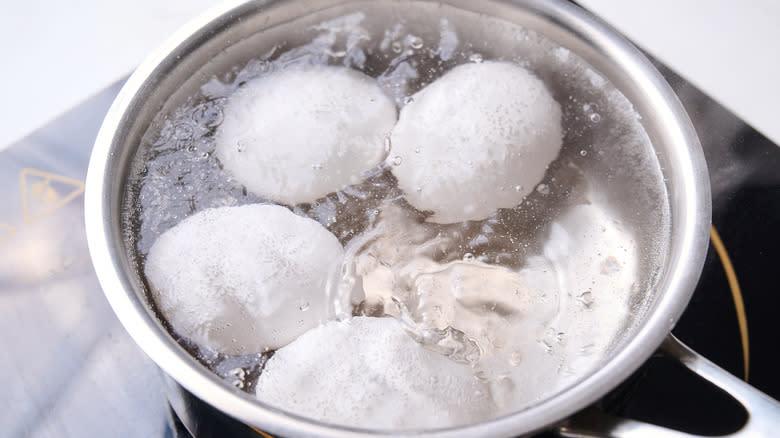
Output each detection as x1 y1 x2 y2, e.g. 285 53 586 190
123 1 669 423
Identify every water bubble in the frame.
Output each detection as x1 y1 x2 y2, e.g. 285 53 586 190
418 326 481 364
469 53 484 63
414 147 421 153
298 300 310 312
514 185 523 192
384 136 392 153
536 183 550 195
589 113 601 123
580 343 596 355
236 141 245 153
576 291 594 308
227 367 246 389
191 102 224 128
463 253 475 262
173 124 193 140
409 36 423 49
509 351 522 366
391 41 402 53
600 256 620 275
392 155 403 166
403 96 415 105
580 149 588 157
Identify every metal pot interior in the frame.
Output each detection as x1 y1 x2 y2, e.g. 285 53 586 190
86 0 711 436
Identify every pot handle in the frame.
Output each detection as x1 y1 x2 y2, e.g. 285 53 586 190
556 334 780 438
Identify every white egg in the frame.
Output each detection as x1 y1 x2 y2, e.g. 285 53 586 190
389 61 562 223
215 63 397 205
543 202 638 364
255 316 496 429
144 204 345 354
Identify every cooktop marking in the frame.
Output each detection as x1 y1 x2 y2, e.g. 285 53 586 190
0 223 16 246
19 168 85 224
711 225 750 382
249 425 276 438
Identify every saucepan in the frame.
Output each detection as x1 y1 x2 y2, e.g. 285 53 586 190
84 0 780 436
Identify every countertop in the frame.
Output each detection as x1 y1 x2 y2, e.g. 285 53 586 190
1 0 778 148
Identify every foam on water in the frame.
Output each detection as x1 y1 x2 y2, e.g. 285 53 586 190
124 2 670 429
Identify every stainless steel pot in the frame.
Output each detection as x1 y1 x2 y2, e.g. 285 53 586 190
84 0 780 436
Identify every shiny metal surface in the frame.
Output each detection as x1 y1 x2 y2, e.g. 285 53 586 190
558 335 780 438
84 0 711 437
661 336 780 438
0 81 170 438
164 375 267 437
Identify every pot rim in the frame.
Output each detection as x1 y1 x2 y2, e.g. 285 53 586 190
85 0 712 436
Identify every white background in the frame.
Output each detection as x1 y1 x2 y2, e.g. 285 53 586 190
1 0 778 148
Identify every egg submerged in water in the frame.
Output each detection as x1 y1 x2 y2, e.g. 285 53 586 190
255 316 497 429
389 61 563 223
215 63 397 206
143 204 346 354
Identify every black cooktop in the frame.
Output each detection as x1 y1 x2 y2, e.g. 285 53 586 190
1 29 777 438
